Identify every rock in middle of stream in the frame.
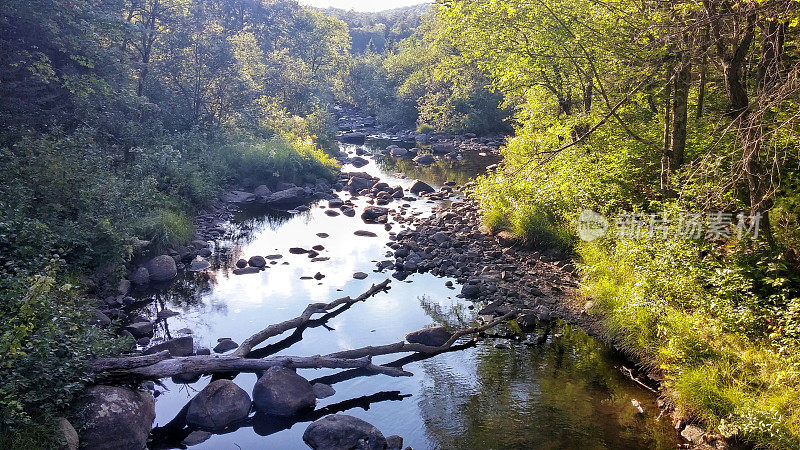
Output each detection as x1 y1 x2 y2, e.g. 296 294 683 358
252 366 316 416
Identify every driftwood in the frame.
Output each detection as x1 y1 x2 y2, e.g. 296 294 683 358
88 353 411 379
88 279 518 381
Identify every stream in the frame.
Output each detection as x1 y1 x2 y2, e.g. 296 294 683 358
135 139 680 449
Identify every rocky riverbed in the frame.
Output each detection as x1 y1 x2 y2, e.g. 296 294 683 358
72 110 705 450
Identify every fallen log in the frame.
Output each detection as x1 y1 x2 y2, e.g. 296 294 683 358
233 278 392 357
89 354 411 380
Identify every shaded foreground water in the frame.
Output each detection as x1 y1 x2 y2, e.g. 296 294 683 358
136 141 679 449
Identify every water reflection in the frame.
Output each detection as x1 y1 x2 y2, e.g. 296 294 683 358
419 322 678 450
138 140 677 449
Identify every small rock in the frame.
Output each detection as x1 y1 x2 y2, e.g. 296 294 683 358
312 383 336 399
354 230 378 237
213 339 239 353
353 272 368 280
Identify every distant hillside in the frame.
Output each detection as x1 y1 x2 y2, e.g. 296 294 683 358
318 4 430 53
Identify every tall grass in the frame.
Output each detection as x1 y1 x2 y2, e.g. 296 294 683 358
579 238 800 448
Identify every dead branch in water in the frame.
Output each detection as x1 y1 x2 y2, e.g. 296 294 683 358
87 279 518 381
88 353 411 380
233 278 392 357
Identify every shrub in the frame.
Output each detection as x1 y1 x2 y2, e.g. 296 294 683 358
0 261 128 445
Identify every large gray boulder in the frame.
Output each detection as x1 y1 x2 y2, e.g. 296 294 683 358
146 255 177 282
405 326 453 347
266 187 306 207
185 379 252 431
79 386 155 450
252 366 315 416
303 414 387 450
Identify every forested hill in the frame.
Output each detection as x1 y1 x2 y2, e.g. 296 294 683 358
318 4 430 53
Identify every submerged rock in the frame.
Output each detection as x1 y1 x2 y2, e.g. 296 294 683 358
303 414 387 450
252 366 316 416
185 379 252 431
79 386 154 450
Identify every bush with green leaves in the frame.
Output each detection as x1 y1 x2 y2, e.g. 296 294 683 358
0 260 129 447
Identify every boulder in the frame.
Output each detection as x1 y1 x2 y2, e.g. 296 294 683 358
340 132 366 144
413 154 436 165
222 190 256 204
346 176 374 192
117 279 131 296
276 181 297 191
78 386 154 450
460 283 481 299
248 255 266 268
236 259 248 268
143 336 193 357
389 147 409 158
303 414 387 450
361 206 388 223
186 379 252 431
354 230 378 237
386 435 404 450
146 255 177 282
125 321 153 339
409 180 435 195
131 267 150 286
405 326 453 347
233 267 261 275
352 272 368 280
188 258 210 272
350 156 369 168
57 417 79 450
252 366 316 416
253 185 272 197
432 142 455 154
266 187 306 208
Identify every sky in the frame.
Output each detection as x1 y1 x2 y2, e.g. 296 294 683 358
297 0 430 13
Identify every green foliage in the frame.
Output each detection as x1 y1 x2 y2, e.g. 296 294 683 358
0 261 129 439
579 238 800 447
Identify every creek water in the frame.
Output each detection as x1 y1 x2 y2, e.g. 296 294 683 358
137 140 679 449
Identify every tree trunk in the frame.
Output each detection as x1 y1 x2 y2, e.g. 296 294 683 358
660 79 672 191
671 61 691 169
